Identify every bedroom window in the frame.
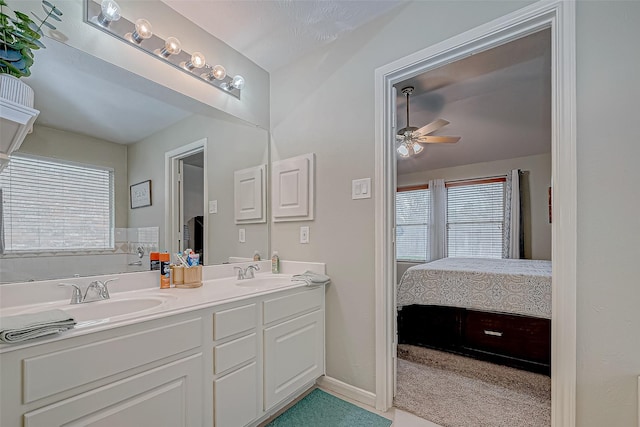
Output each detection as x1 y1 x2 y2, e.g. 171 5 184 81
446 179 505 258
396 186 430 262
0 154 114 253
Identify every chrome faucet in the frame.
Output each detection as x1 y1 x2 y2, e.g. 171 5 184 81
59 278 118 304
234 264 260 280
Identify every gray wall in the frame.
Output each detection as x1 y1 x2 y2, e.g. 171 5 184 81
576 2 640 425
127 114 269 264
270 0 534 394
399 153 552 261
272 1 640 424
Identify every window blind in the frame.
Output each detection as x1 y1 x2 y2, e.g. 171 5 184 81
0 155 114 252
396 188 430 262
447 181 504 258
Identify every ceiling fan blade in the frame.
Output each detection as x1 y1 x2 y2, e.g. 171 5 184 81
415 118 450 136
417 135 461 144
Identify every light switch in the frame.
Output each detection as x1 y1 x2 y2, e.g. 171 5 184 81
239 228 246 243
300 226 310 244
209 200 218 214
352 178 371 200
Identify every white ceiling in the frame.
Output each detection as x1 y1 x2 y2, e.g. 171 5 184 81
395 29 552 175
162 0 406 72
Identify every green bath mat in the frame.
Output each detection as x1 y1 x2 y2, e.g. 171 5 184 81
266 389 392 427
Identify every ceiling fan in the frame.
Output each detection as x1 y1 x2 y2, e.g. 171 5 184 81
396 86 460 157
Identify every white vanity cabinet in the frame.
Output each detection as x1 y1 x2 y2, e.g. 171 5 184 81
0 313 205 427
0 282 326 427
263 286 325 411
212 303 260 427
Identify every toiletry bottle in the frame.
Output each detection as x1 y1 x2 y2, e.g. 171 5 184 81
150 252 160 271
253 251 261 261
160 252 171 289
271 251 280 274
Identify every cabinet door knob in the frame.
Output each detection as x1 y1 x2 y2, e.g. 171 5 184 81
483 330 503 337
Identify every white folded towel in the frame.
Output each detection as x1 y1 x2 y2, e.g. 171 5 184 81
0 309 76 343
292 271 331 287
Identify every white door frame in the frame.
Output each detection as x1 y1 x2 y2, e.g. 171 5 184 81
165 138 208 265
373 2 576 426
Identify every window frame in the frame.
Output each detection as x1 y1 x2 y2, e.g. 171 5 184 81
445 176 507 259
395 184 430 263
0 153 116 255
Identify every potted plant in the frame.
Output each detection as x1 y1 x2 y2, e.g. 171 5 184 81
0 0 62 78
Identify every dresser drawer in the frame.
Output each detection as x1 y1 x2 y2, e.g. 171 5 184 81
213 303 257 341
263 287 323 325
214 333 256 374
463 310 550 364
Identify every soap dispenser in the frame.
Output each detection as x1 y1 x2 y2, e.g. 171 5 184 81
271 251 280 274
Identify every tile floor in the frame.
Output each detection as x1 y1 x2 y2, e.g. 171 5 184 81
319 387 442 427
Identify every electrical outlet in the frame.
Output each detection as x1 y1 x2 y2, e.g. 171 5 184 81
239 228 246 243
209 200 218 214
300 226 309 244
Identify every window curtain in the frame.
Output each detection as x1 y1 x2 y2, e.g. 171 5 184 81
429 179 447 261
503 169 521 259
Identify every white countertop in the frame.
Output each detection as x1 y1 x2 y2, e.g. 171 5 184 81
0 270 322 353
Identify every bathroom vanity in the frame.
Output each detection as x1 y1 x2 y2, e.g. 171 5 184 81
0 264 326 427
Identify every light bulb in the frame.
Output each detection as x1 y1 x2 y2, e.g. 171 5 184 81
231 75 245 90
126 18 153 44
397 144 410 157
158 37 181 58
412 142 423 154
211 65 226 80
97 0 121 27
182 52 206 70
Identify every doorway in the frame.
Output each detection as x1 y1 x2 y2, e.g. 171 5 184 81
165 138 208 265
392 27 552 426
373 2 577 426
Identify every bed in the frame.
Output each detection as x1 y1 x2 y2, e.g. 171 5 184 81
397 258 552 374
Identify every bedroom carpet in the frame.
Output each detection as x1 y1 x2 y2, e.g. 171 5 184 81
395 344 551 427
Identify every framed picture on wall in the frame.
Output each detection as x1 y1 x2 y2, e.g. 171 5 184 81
130 180 152 209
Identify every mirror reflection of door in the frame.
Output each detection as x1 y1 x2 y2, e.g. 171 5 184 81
179 152 204 261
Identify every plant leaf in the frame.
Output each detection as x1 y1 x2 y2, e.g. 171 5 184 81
0 0 7 6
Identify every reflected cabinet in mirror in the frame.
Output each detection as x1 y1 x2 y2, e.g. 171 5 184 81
0 39 269 284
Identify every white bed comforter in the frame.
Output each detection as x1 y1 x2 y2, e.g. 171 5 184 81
397 258 552 319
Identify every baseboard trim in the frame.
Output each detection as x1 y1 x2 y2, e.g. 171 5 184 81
316 375 376 408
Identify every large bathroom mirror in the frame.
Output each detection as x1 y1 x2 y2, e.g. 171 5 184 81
0 38 270 284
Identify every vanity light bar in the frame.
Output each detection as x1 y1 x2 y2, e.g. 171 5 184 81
84 0 244 99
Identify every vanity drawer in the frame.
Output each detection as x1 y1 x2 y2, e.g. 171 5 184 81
213 303 257 341
263 287 323 325
214 333 256 374
463 310 550 363
22 318 202 403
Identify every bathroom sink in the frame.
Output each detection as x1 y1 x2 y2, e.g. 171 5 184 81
66 296 173 323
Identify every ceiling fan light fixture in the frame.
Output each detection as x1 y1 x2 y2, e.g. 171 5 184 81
397 143 410 157
411 142 423 154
